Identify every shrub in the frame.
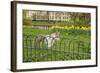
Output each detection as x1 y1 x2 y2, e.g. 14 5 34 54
23 19 32 26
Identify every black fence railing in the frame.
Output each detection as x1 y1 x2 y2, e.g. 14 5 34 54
23 35 91 62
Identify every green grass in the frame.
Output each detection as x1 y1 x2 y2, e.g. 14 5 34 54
23 26 91 62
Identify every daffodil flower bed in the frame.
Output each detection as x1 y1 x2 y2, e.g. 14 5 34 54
50 25 90 31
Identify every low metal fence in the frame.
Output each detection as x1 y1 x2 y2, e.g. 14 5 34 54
23 35 91 62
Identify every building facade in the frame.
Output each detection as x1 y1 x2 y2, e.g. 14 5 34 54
24 10 71 21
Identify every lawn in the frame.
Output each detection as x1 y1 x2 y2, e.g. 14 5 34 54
23 26 91 62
